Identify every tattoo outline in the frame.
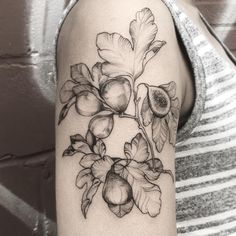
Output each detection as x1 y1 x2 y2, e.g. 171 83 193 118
58 8 179 219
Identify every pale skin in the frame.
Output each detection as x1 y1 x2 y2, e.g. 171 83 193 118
56 0 233 235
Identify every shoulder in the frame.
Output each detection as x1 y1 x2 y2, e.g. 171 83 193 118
57 0 181 71
57 0 176 49
56 0 186 106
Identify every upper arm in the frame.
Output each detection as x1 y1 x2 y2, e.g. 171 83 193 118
56 1 183 235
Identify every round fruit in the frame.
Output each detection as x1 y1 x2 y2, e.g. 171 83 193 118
147 86 171 118
75 91 102 116
100 77 131 113
89 114 114 139
102 171 132 205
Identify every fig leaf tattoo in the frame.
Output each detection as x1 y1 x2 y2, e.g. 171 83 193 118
58 8 179 219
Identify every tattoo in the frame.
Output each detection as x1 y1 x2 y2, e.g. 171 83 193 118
58 8 179 219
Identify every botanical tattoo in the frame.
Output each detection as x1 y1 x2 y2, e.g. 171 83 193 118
58 8 179 218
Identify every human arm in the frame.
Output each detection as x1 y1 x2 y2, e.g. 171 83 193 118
56 0 184 235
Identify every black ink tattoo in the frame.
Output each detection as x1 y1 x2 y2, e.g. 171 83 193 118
58 8 179 219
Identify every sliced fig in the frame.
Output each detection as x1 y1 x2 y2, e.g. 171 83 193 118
89 113 114 139
147 86 171 118
75 91 102 116
100 77 131 113
102 171 133 206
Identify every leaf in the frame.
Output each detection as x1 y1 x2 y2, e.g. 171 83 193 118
70 134 92 154
124 133 149 162
141 96 153 126
96 8 164 79
129 8 158 78
70 134 86 143
80 153 101 168
171 97 179 109
86 131 96 148
59 80 77 103
171 97 180 120
93 139 106 157
72 84 103 102
92 62 108 87
76 170 100 218
152 117 168 152
114 158 160 181
58 97 76 125
168 112 178 146
71 63 93 84
91 155 114 182
143 40 166 66
146 158 163 177
108 199 134 218
160 81 176 98
171 106 179 120
119 161 162 217
72 84 93 96
76 168 93 189
81 179 100 218
62 146 88 158
72 142 92 154
62 145 77 156
97 32 133 78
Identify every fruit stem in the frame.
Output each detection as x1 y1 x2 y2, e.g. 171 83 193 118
119 113 137 120
134 97 156 171
133 79 156 171
117 79 156 171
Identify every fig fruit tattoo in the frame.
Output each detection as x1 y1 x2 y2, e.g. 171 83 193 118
100 77 132 113
147 86 171 118
58 8 179 218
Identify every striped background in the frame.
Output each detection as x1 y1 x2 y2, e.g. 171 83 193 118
167 1 236 234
